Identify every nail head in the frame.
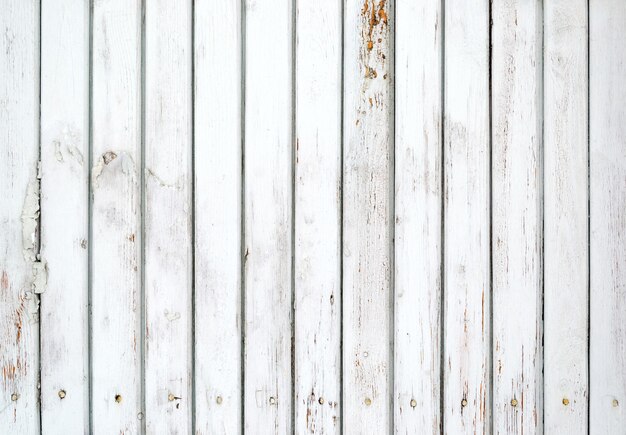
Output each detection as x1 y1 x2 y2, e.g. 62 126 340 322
364 397 372 406
511 398 518 407
613 399 619 407
318 397 325 405
10 393 18 402
58 390 66 399
562 398 569 406
410 399 417 408
115 394 122 403
216 396 223 405
461 399 467 407
269 396 276 405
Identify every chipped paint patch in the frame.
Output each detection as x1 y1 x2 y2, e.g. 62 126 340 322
164 310 181 322
92 151 136 188
31 260 47 294
21 164 41 262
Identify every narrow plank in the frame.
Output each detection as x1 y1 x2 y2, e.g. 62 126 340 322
91 0 142 432
491 1 543 433
590 1 626 432
342 0 393 432
394 0 442 432
0 0 40 431
294 0 342 432
443 1 490 433
39 0 89 432
243 0 293 432
144 0 193 432
193 0 242 433
544 1 589 432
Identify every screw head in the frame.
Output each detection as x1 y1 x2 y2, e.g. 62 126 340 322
269 396 276 405
613 399 619 407
410 399 417 408
115 394 122 403
10 393 18 402
216 396 223 405
511 398 518 407
461 399 468 407
58 390 66 399
562 398 569 406
318 397 325 405
168 393 175 402
364 397 372 406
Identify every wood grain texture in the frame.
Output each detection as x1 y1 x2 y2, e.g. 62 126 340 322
443 1 490 433
91 0 142 432
491 1 543 433
544 1 589 432
342 0 393 432
243 0 293 432
144 0 193 432
193 0 242 433
294 0 342 433
0 0 40 432
394 0 442 433
590 1 626 433
39 0 89 432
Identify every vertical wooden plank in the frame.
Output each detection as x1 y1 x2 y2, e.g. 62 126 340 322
491 1 543 433
243 0 293 431
144 0 193 432
394 0 442 433
39 0 89 432
193 0 242 433
294 0 342 433
544 1 589 432
443 1 490 433
343 0 393 432
91 0 142 432
590 1 626 433
0 0 40 431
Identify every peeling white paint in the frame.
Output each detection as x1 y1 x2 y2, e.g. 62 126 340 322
53 126 84 165
164 310 181 322
32 259 48 294
146 168 181 189
25 290 40 324
21 164 41 262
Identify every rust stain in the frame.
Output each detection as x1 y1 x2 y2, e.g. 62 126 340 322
1 271 8 290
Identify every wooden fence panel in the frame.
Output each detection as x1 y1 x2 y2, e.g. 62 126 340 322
144 1 193 432
590 1 626 433
91 0 143 432
443 1 491 433
394 0 442 433
0 0 40 432
40 0 90 432
294 0 342 433
193 0 243 434
243 0 294 432
492 1 543 433
544 1 589 432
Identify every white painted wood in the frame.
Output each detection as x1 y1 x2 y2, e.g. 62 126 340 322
243 0 293 432
193 0 242 433
39 0 89 432
394 0 442 432
294 0 342 433
544 1 589 432
144 1 193 433
0 0 40 432
491 1 543 433
91 0 143 433
590 2 626 433
443 1 490 433
342 0 393 432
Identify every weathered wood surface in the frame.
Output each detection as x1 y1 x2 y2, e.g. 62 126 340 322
590 1 626 433
491 1 543 433
40 0 89 432
343 0 393 433
90 0 143 432
2 2 626 434
243 0 293 432
394 0 442 433
0 0 40 432
443 1 490 434
294 0 342 433
193 0 242 434
144 1 193 432
544 1 589 433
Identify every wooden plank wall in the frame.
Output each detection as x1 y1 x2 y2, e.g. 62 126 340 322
2 1 626 434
